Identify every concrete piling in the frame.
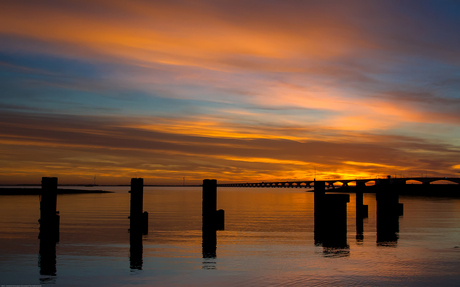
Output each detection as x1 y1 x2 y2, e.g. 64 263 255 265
314 181 350 251
39 177 59 276
39 177 60 240
376 190 400 245
129 178 148 235
322 194 350 247
202 179 224 261
356 190 368 218
202 179 225 231
202 179 217 223
355 190 367 241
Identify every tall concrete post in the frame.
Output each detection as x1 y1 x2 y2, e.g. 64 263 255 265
314 180 349 252
39 177 60 240
130 178 143 219
129 178 148 235
39 177 59 276
376 190 399 246
202 179 224 231
202 179 224 262
322 194 350 249
202 179 217 223
314 181 325 245
314 181 325 214
355 189 364 241
355 182 368 218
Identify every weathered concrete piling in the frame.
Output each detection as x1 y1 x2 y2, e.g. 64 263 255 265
202 179 225 231
376 190 400 245
39 177 60 240
314 181 350 248
39 177 59 276
39 236 57 276
355 182 369 218
129 178 148 235
202 179 225 259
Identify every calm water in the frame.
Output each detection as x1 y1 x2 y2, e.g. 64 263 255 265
1 187 460 286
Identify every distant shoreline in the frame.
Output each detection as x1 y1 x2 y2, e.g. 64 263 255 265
0 188 114 195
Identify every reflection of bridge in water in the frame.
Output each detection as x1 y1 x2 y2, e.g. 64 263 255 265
218 177 460 189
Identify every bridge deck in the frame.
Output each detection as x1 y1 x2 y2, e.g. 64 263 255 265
217 177 460 188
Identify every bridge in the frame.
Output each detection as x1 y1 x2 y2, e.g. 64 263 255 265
217 177 460 189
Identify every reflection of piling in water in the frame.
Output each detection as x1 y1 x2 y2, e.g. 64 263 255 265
376 187 400 246
314 181 350 252
38 177 59 276
202 179 224 264
39 234 57 276
202 226 217 259
129 178 148 235
130 231 143 270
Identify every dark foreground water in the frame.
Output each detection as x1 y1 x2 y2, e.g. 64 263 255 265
1 187 460 286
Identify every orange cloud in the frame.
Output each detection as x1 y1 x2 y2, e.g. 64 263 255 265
1 1 460 184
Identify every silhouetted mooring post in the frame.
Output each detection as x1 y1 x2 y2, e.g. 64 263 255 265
314 181 325 245
355 181 368 241
314 181 349 252
129 178 148 270
202 179 224 265
376 191 399 245
202 179 225 231
355 182 369 218
39 177 59 276
376 178 401 246
129 178 148 235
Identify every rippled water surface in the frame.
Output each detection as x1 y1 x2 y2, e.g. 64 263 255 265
1 186 460 286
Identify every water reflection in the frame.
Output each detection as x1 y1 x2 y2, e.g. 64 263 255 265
202 227 217 269
38 230 58 278
38 216 59 284
130 231 143 270
356 215 364 243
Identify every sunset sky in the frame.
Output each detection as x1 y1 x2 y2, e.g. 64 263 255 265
1 0 460 185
